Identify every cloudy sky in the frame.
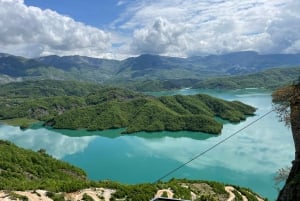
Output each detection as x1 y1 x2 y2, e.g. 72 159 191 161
0 0 300 59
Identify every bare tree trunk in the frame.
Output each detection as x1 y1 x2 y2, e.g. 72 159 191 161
277 97 300 201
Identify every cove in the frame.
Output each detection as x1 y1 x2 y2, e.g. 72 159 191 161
0 88 294 201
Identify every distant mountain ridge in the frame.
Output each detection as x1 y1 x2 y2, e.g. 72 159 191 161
1 51 300 84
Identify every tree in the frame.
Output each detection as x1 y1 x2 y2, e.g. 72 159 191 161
272 80 300 201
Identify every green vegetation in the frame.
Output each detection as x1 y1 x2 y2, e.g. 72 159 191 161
0 140 267 200
0 140 90 192
45 191 66 201
82 193 94 201
0 118 39 129
8 192 29 201
0 80 255 134
234 186 259 201
2 52 300 91
194 67 300 90
232 189 243 201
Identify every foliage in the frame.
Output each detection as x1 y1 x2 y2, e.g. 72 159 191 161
9 192 29 201
234 187 259 201
0 142 265 201
2 52 300 90
272 84 300 125
0 140 90 192
82 193 94 201
112 183 158 201
45 192 66 201
195 67 300 90
274 167 291 185
232 189 243 201
195 194 217 201
0 80 255 134
0 118 38 129
273 80 300 201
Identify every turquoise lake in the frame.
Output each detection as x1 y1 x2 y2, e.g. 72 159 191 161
0 88 294 200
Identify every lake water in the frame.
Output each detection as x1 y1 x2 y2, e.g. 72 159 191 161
0 88 294 200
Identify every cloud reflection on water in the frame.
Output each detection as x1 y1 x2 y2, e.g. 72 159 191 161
0 125 96 159
122 92 294 175
123 111 293 174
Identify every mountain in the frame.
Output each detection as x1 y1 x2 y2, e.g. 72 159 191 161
0 53 48 77
194 67 300 90
191 51 300 70
0 51 300 84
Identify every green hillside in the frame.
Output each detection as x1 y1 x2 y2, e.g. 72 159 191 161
1 52 300 84
194 67 300 90
0 140 90 192
0 80 255 134
0 140 266 201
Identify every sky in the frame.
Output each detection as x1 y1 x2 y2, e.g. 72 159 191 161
0 0 300 59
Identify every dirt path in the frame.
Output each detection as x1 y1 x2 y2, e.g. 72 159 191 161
0 192 11 201
225 186 236 201
155 188 174 198
256 195 265 201
0 187 266 201
66 188 115 201
190 191 197 201
0 188 115 201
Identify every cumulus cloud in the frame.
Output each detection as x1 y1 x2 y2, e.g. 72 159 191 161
1 0 300 58
117 0 300 57
266 0 300 54
0 0 111 58
131 18 187 56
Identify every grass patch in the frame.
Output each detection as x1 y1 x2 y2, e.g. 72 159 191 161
0 118 39 129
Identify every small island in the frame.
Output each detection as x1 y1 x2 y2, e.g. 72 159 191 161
0 80 256 134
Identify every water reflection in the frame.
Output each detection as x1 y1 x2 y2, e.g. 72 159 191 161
0 125 96 158
124 111 292 174
0 89 295 201
131 130 216 140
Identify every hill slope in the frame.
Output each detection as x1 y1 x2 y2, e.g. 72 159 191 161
194 67 300 90
0 140 267 201
0 140 89 192
0 80 255 134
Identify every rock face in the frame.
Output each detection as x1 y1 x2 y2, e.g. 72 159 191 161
277 161 300 201
277 88 300 201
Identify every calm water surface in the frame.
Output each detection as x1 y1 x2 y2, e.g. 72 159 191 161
0 89 294 200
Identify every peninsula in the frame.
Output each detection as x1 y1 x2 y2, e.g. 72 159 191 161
0 80 256 134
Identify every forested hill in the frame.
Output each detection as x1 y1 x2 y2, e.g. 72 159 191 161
0 80 255 134
0 140 266 201
194 67 300 90
0 140 89 191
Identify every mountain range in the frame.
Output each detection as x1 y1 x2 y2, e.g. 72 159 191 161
1 51 300 88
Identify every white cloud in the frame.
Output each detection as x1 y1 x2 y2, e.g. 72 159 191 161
266 0 300 54
131 18 187 56
0 0 111 58
1 0 300 58
116 0 300 57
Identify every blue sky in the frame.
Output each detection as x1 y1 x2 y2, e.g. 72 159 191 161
1 0 300 59
24 0 124 28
